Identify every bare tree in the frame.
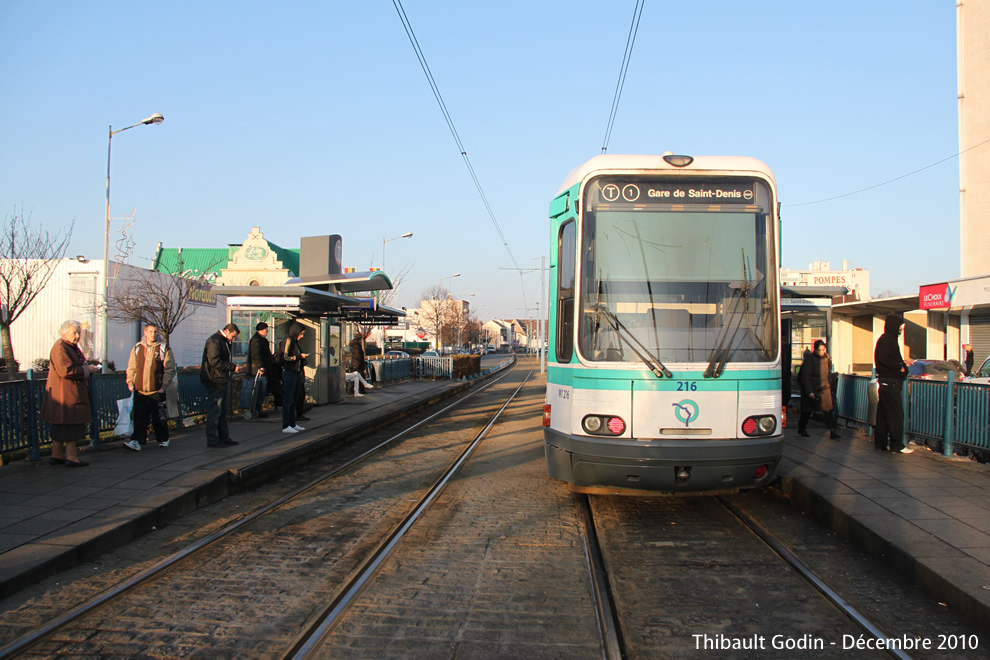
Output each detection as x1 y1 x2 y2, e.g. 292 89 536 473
0 208 74 379
107 253 222 346
420 284 454 351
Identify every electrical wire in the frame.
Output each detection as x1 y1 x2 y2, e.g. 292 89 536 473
391 0 521 278
601 0 646 154
787 137 990 207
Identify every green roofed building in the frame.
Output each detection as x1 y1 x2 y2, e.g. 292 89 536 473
151 227 300 286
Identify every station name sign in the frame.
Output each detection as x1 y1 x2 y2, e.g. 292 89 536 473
594 180 756 205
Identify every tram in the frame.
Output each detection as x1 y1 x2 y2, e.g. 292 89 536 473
543 154 783 494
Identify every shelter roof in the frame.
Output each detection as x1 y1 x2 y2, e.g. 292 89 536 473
218 285 405 326
287 271 393 293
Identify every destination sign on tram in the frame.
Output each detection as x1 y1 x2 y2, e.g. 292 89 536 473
595 181 756 205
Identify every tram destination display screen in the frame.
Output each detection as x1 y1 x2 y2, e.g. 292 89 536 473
591 178 762 208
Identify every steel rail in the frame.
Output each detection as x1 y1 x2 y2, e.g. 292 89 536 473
0 361 520 659
283 364 534 659
717 496 914 660
576 494 626 660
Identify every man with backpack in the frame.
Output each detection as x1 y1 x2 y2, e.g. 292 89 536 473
124 323 176 451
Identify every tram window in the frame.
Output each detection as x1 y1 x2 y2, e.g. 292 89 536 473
557 220 576 363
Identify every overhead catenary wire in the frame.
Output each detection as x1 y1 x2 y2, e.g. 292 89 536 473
788 137 990 207
391 0 522 281
601 0 646 154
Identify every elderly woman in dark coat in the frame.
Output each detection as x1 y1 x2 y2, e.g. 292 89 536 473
41 320 100 466
798 339 840 440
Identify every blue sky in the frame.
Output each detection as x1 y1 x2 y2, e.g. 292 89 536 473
1 1 959 319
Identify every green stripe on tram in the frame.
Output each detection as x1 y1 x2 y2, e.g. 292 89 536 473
547 366 779 391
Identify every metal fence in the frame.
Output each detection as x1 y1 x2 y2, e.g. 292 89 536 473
370 357 412 384
834 374 990 458
414 356 454 379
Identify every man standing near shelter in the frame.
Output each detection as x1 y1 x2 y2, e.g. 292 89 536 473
247 322 273 418
200 323 243 447
874 313 913 454
124 323 176 451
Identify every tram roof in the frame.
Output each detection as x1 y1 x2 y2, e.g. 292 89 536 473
556 154 776 196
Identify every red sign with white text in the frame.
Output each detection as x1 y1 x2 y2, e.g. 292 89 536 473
919 283 951 310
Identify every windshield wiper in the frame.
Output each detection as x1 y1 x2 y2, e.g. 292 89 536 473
703 284 749 378
705 252 754 379
595 304 672 379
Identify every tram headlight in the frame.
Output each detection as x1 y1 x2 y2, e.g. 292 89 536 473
742 415 777 437
662 154 694 167
582 415 626 436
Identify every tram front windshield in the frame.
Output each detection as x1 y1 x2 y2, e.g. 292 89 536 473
579 177 777 365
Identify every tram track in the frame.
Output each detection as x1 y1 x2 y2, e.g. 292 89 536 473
0 361 532 659
283 368 532 659
580 492 955 659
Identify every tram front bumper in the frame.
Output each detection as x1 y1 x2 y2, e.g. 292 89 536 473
544 428 782 494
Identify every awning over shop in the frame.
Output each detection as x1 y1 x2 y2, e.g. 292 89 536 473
832 294 920 317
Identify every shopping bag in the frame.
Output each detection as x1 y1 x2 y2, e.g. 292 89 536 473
165 377 180 419
114 394 134 438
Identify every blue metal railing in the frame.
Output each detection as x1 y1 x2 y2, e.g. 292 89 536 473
835 374 871 424
835 373 990 457
370 357 412 384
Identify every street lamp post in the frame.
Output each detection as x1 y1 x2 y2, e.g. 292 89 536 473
102 113 164 372
379 232 412 351
382 232 413 275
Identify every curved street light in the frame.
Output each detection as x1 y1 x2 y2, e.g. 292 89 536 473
382 232 413 275
102 113 165 371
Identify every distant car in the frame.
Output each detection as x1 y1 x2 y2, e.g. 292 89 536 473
385 351 410 358
970 356 990 384
908 359 967 381
421 350 440 358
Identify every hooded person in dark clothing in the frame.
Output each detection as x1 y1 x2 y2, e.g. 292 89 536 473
798 339 840 439
278 322 308 434
874 313 913 453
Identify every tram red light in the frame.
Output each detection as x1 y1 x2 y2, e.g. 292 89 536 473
742 415 776 437
543 404 551 427
754 464 768 479
607 417 625 435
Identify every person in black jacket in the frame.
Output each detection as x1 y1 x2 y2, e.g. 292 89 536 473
246 322 273 419
797 340 840 440
874 314 912 453
200 323 243 447
278 322 308 434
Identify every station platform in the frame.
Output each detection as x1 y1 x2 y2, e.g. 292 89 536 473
0 376 473 600
779 419 990 630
